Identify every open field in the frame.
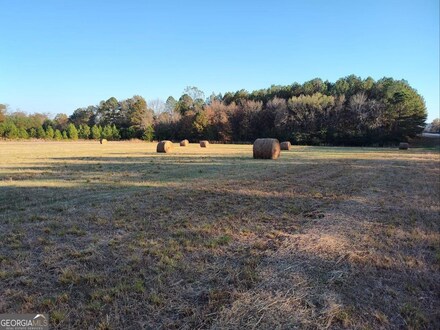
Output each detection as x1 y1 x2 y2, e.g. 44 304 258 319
0 141 439 329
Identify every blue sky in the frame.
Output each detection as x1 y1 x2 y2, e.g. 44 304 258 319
1 0 439 121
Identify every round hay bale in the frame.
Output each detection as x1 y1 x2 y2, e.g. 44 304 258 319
280 141 291 150
100 138 107 144
200 140 209 148
253 138 280 159
399 142 409 150
157 140 174 153
180 139 189 147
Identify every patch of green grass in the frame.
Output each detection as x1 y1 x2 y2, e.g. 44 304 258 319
66 225 86 236
133 279 146 293
51 310 66 326
400 303 427 329
58 267 80 285
205 235 232 248
148 292 163 306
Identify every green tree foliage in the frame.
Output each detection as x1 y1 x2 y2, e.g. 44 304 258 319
111 124 120 140
67 123 79 140
54 129 63 140
78 124 91 139
45 126 55 139
29 128 37 138
91 125 101 139
101 125 113 140
18 127 29 139
285 93 335 144
0 76 427 145
62 131 68 139
2 121 19 139
54 113 69 131
176 94 194 116
382 80 427 141
128 96 149 130
142 125 154 141
98 97 120 126
69 106 96 127
192 111 209 138
36 126 46 139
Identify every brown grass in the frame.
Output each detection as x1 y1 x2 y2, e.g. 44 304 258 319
253 138 281 159
156 140 174 153
0 141 439 329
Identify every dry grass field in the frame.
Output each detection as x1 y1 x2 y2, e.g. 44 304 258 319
0 141 439 329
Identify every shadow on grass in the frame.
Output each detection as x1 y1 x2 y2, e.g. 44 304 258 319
0 151 439 328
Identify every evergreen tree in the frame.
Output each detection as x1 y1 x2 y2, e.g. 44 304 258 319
79 124 91 139
54 129 63 140
46 126 55 139
29 128 37 138
142 125 154 141
4 122 19 139
91 125 101 139
67 123 79 140
102 125 113 140
18 127 29 139
111 124 120 140
36 126 46 139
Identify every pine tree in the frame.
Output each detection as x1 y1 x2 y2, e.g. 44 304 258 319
67 123 78 140
46 126 55 139
54 129 63 140
29 128 37 138
18 128 29 139
91 125 101 139
36 126 46 139
111 124 120 140
3 122 19 139
102 125 113 140
143 125 154 141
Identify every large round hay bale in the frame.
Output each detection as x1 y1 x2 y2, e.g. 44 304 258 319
253 138 280 159
280 141 291 150
180 139 189 147
200 140 209 148
100 138 107 144
399 142 409 150
157 140 174 153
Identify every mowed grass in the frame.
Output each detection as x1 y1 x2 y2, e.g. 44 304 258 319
0 141 439 329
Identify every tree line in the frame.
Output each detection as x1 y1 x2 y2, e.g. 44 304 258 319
0 75 432 145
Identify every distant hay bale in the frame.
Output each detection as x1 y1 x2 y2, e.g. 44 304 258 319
200 140 209 148
280 141 291 150
399 142 409 150
100 139 107 144
180 139 189 147
253 138 280 159
157 140 174 153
